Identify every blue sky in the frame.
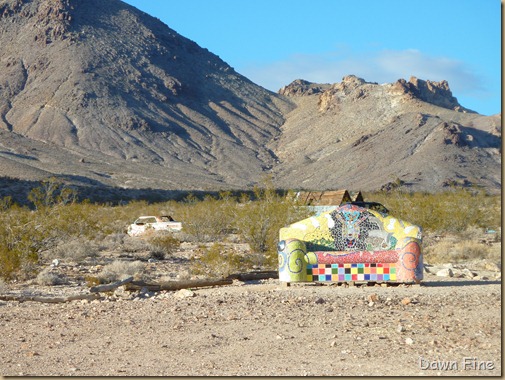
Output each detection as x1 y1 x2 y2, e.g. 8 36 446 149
123 0 501 116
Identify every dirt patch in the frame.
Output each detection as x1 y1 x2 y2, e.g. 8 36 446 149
0 264 501 376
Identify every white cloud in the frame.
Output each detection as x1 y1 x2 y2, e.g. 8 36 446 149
239 49 487 97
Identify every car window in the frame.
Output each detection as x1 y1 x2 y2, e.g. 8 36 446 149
136 217 157 224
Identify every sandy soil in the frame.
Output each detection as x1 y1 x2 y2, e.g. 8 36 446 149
0 269 501 376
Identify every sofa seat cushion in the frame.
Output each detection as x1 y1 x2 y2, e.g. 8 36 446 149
311 250 399 264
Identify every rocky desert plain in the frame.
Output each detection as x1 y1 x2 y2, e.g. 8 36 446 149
0 229 502 377
0 0 502 376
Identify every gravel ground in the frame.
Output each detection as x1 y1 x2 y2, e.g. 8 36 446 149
0 272 501 376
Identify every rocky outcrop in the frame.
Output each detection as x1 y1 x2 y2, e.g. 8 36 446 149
278 79 330 97
391 76 475 113
0 0 500 194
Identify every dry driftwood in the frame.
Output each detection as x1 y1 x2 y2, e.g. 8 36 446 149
89 276 134 293
226 270 278 281
123 271 278 292
0 293 102 303
124 278 233 292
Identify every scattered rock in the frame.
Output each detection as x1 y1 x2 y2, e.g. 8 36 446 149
174 289 195 299
436 268 454 277
401 297 411 305
368 293 379 303
462 268 476 279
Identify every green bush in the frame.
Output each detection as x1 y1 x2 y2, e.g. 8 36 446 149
176 193 236 242
148 232 181 260
0 178 500 282
232 186 310 268
190 243 250 278
368 189 500 233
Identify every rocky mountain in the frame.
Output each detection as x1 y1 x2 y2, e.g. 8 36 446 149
0 0 293 191
0 0 501 200
271 76 501 192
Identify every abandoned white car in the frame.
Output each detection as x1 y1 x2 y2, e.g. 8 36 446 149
127 215 182 236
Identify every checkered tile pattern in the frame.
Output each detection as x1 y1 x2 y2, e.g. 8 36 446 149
306 263 397 282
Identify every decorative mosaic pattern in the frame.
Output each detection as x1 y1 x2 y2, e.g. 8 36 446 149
306 263 397 282
278 203 423 283
329 207 380 251
314 250 399 264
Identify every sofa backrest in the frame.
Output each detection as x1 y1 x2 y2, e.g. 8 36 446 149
280 203 422 253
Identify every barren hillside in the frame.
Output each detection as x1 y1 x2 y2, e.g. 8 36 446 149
0 0 501 198
271 76 501 192
0 0 293 190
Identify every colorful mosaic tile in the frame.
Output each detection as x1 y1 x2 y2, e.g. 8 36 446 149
306 263 397 282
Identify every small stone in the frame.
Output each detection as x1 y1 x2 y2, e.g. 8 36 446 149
436 268 453 277
401 297 411 305
174 289 195 299
462 268 476 279
405 337 414 345
483 261 500 272
368 293 379 302
330 341 337 347
397 325 405 333
314 297 325 304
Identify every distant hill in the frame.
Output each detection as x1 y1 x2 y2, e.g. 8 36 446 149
271 76 501 192
0 0 501 201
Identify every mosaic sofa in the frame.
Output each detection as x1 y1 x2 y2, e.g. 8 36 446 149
278 203 423 284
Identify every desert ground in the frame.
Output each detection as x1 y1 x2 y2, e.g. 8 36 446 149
0 234 501 377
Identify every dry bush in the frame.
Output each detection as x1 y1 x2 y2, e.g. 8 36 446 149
148 232 180 260
232 186 310 268
177 193 236 242
369 189 500 233
122 235 152 253
47 238 99 263
100 233 127 251
35 268 68 286
98 260 145 283
190 243 252 278
424 239 493 264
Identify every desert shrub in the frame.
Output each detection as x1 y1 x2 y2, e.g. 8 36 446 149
122 235 152 253
28 177 77 210
190 243 251 278
0 205 40 280
100 233 127 250
177 193 236 242
46 238 99 263
148 232 180 260
232 186 310 268
424 239 493 264
368 189 501 233
98 260 145 283
35 268 68 286
0 196 13 211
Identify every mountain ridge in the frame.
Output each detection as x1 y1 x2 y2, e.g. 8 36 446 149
0 0 501 198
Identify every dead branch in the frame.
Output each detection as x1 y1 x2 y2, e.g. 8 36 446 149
0 293 102 303
124 278 233 292
89 276 134 293
226 270 278 281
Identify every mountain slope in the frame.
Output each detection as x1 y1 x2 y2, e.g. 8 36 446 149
270 76 501 192
0 0 501 196
0 0 293 189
